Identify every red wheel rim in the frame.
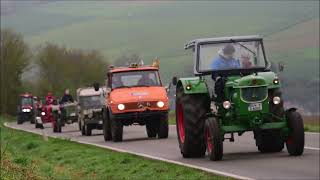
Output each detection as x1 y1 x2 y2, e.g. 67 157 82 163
286 136 293 145
205 127 213 153
177 103 185 143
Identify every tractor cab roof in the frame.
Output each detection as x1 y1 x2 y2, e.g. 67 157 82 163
109 63 159 74
185 35 262 49
20 93 33 98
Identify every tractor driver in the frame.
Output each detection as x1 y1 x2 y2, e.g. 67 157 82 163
45 92 55 105
60 89 74 104
137 72 156 86
211 44 240 70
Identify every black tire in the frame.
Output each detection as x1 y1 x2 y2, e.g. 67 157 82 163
158 113 169 139
286 111 304 156
256 129 284 153
53 112 62 133
176 85 210 158
35 123 43 129
81 123 86 136
30 115 35 124
17 115 23 124
84 124 92 136
78 119 82 131
110 112 123 142
146 120 158 138
204 117 223 161
103 109 112 141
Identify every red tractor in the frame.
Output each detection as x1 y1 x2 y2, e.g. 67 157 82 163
17 93 36 124
35 92 58 129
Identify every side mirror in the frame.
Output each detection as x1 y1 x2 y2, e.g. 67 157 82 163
172 76 178 86
93 82 100 91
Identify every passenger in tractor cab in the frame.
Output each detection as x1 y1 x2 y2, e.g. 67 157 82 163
60 89 74 104
211 44 240 70
137 72 156 86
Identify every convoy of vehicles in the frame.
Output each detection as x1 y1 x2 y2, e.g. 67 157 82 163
173 35 304 161
77 87 105 136
16 35 305 163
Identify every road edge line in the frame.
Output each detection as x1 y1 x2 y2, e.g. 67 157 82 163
305 147 320 151
4 122 254 180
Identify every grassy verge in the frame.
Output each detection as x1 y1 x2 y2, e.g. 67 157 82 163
303 116 320 133
0 116 228 180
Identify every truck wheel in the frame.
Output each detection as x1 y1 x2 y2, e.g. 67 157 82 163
286 111 304 156
111 114 123 142
30 115 35 124
204 117 223 161
84 124 92 136
176 86 210 158
146 121 157 138
158 113 169 139
81 123 86 135
256 130 284 153
103 109 112 141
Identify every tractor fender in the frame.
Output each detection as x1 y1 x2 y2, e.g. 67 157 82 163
177 77 209 95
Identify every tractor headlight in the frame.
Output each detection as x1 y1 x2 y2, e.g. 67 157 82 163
186 84 192 91
157 101 165 108
273 78 279 84
117 104 125 111
22 109 31 112
223 101 231 109
273 96 281 105
41 112 46 116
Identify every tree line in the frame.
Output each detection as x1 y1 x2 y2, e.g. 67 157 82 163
0 28 109 115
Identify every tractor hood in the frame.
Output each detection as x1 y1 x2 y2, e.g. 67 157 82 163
109 86 168 103
227 72 280 88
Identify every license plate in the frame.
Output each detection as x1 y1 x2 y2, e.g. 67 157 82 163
248 103 262 111
98 120 103 124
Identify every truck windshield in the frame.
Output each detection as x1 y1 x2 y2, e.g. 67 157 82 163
80 96 103 107
21 97 32 106
198 40 266 73
112 70 161 89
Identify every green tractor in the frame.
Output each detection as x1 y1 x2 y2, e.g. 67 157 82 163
173 35 304 161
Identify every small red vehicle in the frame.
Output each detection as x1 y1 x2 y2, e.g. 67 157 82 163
35 92 59 129
17 93 36 124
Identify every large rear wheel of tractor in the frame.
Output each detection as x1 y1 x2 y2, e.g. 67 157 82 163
146 120 158 138
103 109 112 141
286 111 304 156
176 86 210 158
205 117 223 161
158 113 169 139
110 113 123 142
256 130 284 153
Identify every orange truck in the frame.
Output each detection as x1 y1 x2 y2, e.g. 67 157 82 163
94 62 169 142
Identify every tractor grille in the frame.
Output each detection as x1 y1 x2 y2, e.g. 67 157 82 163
241 86 268 103
125 101 158 110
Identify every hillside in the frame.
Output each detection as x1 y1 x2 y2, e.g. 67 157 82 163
1 1 319 113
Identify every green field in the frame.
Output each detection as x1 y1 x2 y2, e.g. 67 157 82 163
0 117 227 180
1 1 319 113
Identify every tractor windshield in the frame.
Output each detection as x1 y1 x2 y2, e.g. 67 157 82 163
197 40 267 73
111 70 161 89
79 95 103 108
21 97 33 106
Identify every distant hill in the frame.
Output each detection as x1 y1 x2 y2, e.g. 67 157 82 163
1 1 319 113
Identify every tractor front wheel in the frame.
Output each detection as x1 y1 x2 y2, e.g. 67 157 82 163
205 117 223 161
286 111 304 156
110 113 123 142
176 86 210 158
256 130 284 153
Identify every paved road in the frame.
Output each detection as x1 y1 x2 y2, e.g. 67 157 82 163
6 122 320 180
